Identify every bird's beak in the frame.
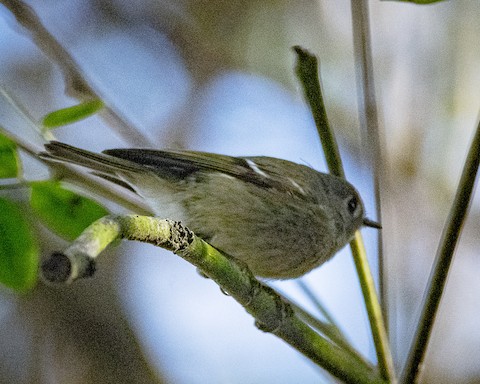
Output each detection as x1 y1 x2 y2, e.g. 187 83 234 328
363 218 382 229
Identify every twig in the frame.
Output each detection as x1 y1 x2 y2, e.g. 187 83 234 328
282 293 371 369
350 0 387 319
402 117 480 384
293 46 344 178
296 279 341 329
0 127 151 215
0 0 151 147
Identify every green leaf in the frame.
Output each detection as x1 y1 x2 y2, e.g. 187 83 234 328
0 132 20 178
42 99 104 128
388 0 445 3
30 181 109 240
0 197 39 291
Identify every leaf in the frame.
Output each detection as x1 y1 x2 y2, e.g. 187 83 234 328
0 197 39 291
30 181 109 240
42 99 104 128
388 0 445 3
0 132 20 178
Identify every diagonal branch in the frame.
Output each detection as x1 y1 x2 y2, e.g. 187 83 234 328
0 0 151 147
41 215 387 384
402 116 480 384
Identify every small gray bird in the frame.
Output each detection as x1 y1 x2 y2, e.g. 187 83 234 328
42 141 379 279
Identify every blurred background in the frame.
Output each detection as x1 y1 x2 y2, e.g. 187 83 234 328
0 0 479 383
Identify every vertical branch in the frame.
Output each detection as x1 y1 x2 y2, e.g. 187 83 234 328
402 118 480 383
293 46 344 178
350 2 394 380
350 0 387 319
294 46 395 382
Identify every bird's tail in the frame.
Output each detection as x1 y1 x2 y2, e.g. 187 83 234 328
40 141 145 175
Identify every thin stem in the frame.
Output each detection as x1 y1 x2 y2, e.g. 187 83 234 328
0 182 29 190
283 294 371 370
0 86 48 138
402 117 480 384
350 0 387 319
297 279 339 326
294 46 395 382
0 127 152 215
350 233 394 381
293 46 344 178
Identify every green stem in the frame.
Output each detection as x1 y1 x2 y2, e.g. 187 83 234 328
350 233 394 381
41 215 387 384
294 46 395 382
296 279 342 329
402 118 480 384
293 46 344 178
286 297 372 370
350 0 387 326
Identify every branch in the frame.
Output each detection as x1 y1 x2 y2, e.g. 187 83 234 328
402 116 480 383
0 0 151 147
350 0 387 323
294 46 395 382
293 46 344 178
41 215 387 384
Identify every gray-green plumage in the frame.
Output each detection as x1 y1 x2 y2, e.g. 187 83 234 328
42 141 369 279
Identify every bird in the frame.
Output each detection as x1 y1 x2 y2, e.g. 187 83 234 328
41 141 380 279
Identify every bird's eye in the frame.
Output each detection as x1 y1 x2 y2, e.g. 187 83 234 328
347 196 358 215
